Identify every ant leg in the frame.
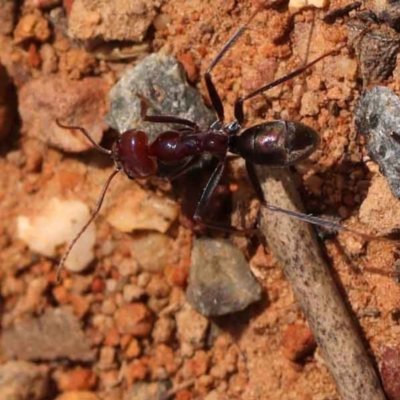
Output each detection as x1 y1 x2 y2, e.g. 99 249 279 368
165 156 203 181
137 94 199 129
234 25 372 125
143 114 198 129
245 161 384 240
193 160 258 235
234 46 346 125
205 8 260 123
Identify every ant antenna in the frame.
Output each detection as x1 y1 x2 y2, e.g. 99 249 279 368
55 119 113 156
56 168 120 282
55 120 120 282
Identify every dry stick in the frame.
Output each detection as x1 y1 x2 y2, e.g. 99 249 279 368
255 166 386 400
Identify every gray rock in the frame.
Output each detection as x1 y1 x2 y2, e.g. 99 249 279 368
128 381 170 400
348 20 400 85
186 238 262 316
0 361 49 400
2 308 94 362
107 53 215 141
355 86 400 197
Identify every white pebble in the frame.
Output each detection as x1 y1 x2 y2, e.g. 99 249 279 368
289 0 328 9
16 197 95 273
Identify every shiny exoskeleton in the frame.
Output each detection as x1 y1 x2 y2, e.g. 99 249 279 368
56 8 341 277
114 120 318 180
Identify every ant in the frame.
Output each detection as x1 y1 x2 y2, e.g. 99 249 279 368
56 8 381 280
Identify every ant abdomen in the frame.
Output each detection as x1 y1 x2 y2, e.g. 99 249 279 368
114 130 157 178
230 121 319 166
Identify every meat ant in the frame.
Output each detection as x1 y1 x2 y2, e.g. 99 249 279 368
56 8 381 280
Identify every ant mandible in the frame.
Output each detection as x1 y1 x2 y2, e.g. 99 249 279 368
56 8 373 279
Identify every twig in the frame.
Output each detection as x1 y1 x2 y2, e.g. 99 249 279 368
256 166 386 400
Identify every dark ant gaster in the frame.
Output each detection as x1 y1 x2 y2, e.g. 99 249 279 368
56 8 381 280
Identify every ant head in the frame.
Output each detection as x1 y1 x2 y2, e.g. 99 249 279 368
112 130 157 179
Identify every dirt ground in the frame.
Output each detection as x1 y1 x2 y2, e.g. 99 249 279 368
1 0 400 399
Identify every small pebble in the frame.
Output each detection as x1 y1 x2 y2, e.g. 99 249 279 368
176 305 209 349
16 197 95 273
152 316 175 344
289 0 328 9
125 338 141 359
14 11 51 43
128 381 170 400
2 308 94 362
39 43 58 74
115 303 153 337
105 279 118 293
54 367 97 392
55 391 99 400
101 298 117 315
104 327 120 347
186 238 262 316
100 370 120 389
0 0 16 35
117 259 140 277
68 0 157 42
0 361 49 400
359 174 400 235
131 233 173 273
19 76 109 152
123 284 144 303
97 347 116 371
281 323 316 362
146 275 170 298
106 185 178 234
137 272 151 288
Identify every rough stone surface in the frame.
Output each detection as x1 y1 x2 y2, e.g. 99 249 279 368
55 392 99 400
281 323 316 362
0 361 49 400
106 184 178 233
54 367 97 392
0 0 16 34
19 76 109 152
115 303 154 337
128 381 170 400
186 238 262 316
14 11 51 43
348 20 400 85
16 197 96 273
2 308 95 362
368 0 400 32
130 232 173 272
359 174 400 235
107 53 215 141
68 0 157 42
355 86 400 198
175 305 209 349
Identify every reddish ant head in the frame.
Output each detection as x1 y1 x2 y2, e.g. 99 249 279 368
55 123 158 282
113 130 158 179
